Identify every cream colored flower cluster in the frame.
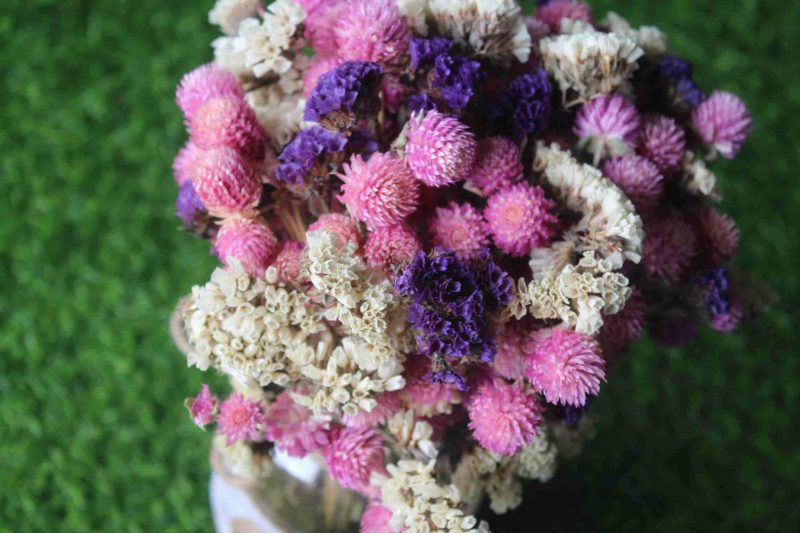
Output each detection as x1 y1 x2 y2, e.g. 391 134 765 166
387 409 438 459
600 12 669 56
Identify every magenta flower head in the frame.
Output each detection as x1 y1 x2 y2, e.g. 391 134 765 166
176 63 244 121
273 240 305 281
468 379 543 456
642 212 699 281
602 154 665 211
185 384 217 428
304 0 346 57
692 206 740 267
692 91 751 159
364 224 421 273
334 0 411 68
637 114 687 173
173 141 203 185
405 110 477 187
192 147 262 216
338 153 419 230
217 393 266 445
493 326 528 380
189 95 267 162
525 328 606 407
322 426 386 496
466 136 524 197
308 212 363 247
575 95 640 164
359 503 394 533
214 217 280 278
484 182 559 257
428 202 490 260
535 0 593 33
263 389 330 458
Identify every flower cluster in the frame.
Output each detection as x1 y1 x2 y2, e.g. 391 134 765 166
171 1 760 530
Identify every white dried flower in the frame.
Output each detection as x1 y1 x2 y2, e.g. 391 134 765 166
387 410 438 459
209 0 261 35
514 430 558 482
549 414 598 460
601 12 668 56
213 435 273 481
304 230 366 309
680 151 721 200
398 0 430 35
247 84 307 147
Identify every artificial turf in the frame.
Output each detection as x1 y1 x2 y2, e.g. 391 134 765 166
1 0 798 531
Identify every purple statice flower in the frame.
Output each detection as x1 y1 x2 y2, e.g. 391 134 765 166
432 54 484 111
409 37 453 69
347 129 379 158
176 180 207 225
407 93 438 113
658 55 694 80
563 397 593 427
304 61 383 124
675 78 705 108
658 54 704 109
276 126 347 184
429 368 468 391
493 69 552 141
695 268 732 316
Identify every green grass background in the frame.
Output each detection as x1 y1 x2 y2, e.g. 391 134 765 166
1 0 798 530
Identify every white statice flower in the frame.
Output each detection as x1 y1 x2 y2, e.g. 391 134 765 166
680 151 721 200
428 0 531 63
304 230 366 309
539 32 643 102
398 0 430 35
213 435 274 482
601 12 668 56
246 84 307 147
387 410 438 459
559 18 596 35
213 33 249 76
514 430 558 482
209 0 261 35
549 414 598 460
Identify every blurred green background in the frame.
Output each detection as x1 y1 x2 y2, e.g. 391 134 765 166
1 0 798 530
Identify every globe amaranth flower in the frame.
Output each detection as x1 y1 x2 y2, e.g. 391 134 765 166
276 126 348 184
176 63 244 121
692 206 740 267
399 354 460 413
692 91 751 159
189 95 267 162
525 328 605 407
334 0 411 68
602 154 665 211
337 153 419 230
484 182 559 257
465 136 523 197
303 0 346 57
492 325 529 380
468 379 543 455
176 180 207 227
431 53 484 111
405 110 477 187
364 224 421 273
173 141 203 185
637 114 686 173
409 37 453 69
535 0 593 33
428 202 490 260
642 212 699 281
192 147 262 216
322 426 387 496
304 61 384 129
273 240 305 281
359 503 394 533
574 94 640 164
493 70 552 141
214 217 280 278
308 212 363 247
217 393 267 445
263 389 330 458
186 384 217 428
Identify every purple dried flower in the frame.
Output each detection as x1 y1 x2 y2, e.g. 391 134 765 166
304 61 383 126
407 93 438 113
432 54 484 111
430 369 468 391
494 69 552 141
410 37 453 69
658 54 704 109
658 55 694 80
176 180 207 225
695 268 732 316
675 78 705 108
276 126 348 184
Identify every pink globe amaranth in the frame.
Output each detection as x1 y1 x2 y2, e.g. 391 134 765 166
338 153 419 230
468 379 543 456
692 91 751 159
342 391 403 428
192 147 262 216
273 240 305 281
637 114 687 173
217 393 266 445
428 202 490 260
466 136 524 197
574 95 641 163
692 206 740 268
598 288 646 364
602 154 665 212
405 111 477 187
493 325 529 380
173 141 203 185
364 224 421 273
360 503 394 533
214 217 280 278
484 182 559 257
308 212 363 247
305 0 347 57
642 212 700 281
335 0 411 68
535 0 593 33
525 328 606 407
189 95 267 162
302 55 343 98
176 63 244 121
187 384 217 428
322 426 387 497
399 354 457 411
710 300 743 333
263 389 330 458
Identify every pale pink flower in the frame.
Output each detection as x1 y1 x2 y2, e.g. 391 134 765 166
400 354 457 411
692 206 740 268
575 95 640 163
405 111 477 187
359 503 394 533
217 393 266 445
304 0 347 57
598 288 646 364
535 0 593 33
176 63 244 121
642 213 699 281
602 154 665 211
192 147 262 216
322 426 386 496
273 240 305 281
428 202 490 260
710 301 743 333
493 326 529 380
484 183 559 257
637 114 686 173
364 224 421 273
189 95 267 162
692 91 751 159
335 0 411 68
186 384 217 428
466 136 523 197
309 213 363 247
172 141 203 186
303 55 343 98
214 217 280 278
468 379 543 456
263 389 330 457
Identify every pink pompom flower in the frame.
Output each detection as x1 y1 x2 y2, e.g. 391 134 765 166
598 288 646 364
710 300 743 333
642 213 700 281
304 0 346 57
215 217 280 278
176 63 244 121
360 503 394 533
263 389 330 457
309 212 363 247
493 325 529 380
692 91 751 159
273 240 305 281
335 0 411 68
602 154 665 211
637 114 687 173
173 141 203 186
186 384 218 428
466 136 524 197
189 95 267 162
192 147 262 216
303 55 342 98
322 426 387 496
535 0 593 33
468 379 543 456
484 182 559 257
525 328 606 407
364 224 421 272
405 111 477 187
400 354 458 414
575 95 640 164
338 153 419 230
692 206 740 267
217 393 266 445
429 202 490 260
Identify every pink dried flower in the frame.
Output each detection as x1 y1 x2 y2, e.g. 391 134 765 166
189 95 267 162
710 300 743 333
400 354 457 411
215 217 280 278
303 55 342 97
493 326 529 380
693 207 740 267
304 1 346 57
575 95 640 163
468 379 543 456
342 392 403 428
429 202 490 260
484 182 559 257
309 213 363 247
338 153 419 230
598 288 646 364
466 136 523 197
602 154 665 211
360 503 394 533
263 389 330 457
335 0 411 68
273 240 305 281
173 141 203 186
186 384 217 428
176 63 244 121
217 393 266 445
692 91 751 159
535 0 593 33
192 147 262 216
525 328 606 407
364 224 421 272
637 114 686 173
405 111 477 187
322 426 386 496
642 213 700 281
